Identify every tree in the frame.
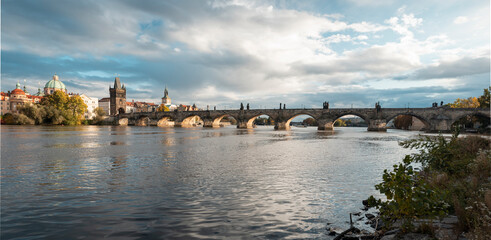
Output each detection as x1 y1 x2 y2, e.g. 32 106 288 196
477 87 490 109
41 90 69 110
41 91 87 125
334 119 346 127
157 104 170 112
448 97 480 108
448 88 491 131
394 115 412 130
93 107 106 124
302 117 318 126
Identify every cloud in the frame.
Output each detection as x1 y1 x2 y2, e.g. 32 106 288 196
412 56 490 79
453 16 468 24
1 0 489 109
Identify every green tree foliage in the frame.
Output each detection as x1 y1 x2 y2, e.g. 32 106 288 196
254 117 274 125
334 119 346 127
2 112 35 125
40 90 69 110
394 115 412 130
369 156 448 232
221 116 237 125
477 87 490 109
92 107 106 124
302 117 318 126
40 91 87 125
369 133 491 236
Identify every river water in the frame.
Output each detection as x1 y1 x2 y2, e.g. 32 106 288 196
1 125 421 239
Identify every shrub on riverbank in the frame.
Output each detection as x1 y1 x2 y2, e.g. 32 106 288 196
369 132 491 238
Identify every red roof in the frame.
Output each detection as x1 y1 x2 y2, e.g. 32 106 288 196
28 95 43 100
11 88 26 95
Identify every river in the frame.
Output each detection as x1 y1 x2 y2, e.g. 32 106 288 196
1 125 421 239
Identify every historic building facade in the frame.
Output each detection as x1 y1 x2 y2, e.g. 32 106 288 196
79 94 98 119
109 77 126 116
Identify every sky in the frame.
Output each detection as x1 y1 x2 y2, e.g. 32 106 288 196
1 0 490 109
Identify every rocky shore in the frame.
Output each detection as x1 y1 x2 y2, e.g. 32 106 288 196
326 201 467 240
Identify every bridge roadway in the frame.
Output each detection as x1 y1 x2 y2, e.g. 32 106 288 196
116 107 490 132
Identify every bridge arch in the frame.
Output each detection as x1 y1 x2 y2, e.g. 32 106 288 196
385 112 431 131
179 115 203 127
285 113 319 128
211 114 238 127
136 116 150 126
244 114 274 129
332 112 369 123
118 118 129 126
157 116 175 127
451 112 490 132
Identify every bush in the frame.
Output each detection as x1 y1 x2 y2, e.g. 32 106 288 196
369 133 490 236
369 155 448 232
12 113 35 125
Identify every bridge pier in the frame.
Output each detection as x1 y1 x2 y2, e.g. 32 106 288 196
427 119 452 132
274 121 290 130
367 119 387 132
136 117 149 126
317 121 334 131
236 120 253 129
203 120 220 128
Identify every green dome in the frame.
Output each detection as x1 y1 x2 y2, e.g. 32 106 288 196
45 74 66 90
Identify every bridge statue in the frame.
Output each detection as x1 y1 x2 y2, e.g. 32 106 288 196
114 106 490 133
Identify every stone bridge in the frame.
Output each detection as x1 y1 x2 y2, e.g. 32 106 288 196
116 107 490 132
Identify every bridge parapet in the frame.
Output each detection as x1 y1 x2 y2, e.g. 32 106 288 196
115 107 490 132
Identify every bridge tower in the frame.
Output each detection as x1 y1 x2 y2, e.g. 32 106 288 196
109 77 126 116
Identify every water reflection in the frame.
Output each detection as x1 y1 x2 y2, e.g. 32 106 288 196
1 125 421 239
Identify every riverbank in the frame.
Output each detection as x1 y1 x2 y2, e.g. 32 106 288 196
328 133 491 240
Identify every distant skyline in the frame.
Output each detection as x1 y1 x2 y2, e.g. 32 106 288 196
1 0 489 109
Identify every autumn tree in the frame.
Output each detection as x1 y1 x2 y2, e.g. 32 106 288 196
394 115 413 130
334 119 346 127
448 97 480 108
448 87 491 131
157 104 170 112
93 107 106 124
41 91 87 125
477 87 490 109
302 117 318 126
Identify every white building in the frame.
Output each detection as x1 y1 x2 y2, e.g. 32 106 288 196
126 101 135 113
79 94 98 119
98 98 110 116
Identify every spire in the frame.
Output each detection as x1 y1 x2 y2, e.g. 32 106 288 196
114 77 122 89
164 85 169 98
15 82 21 89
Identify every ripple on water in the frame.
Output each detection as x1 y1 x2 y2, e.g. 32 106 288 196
1 126 421 239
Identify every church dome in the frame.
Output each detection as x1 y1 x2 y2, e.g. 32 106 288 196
11 82 26 95
45 74 66 90
11 88 26 95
